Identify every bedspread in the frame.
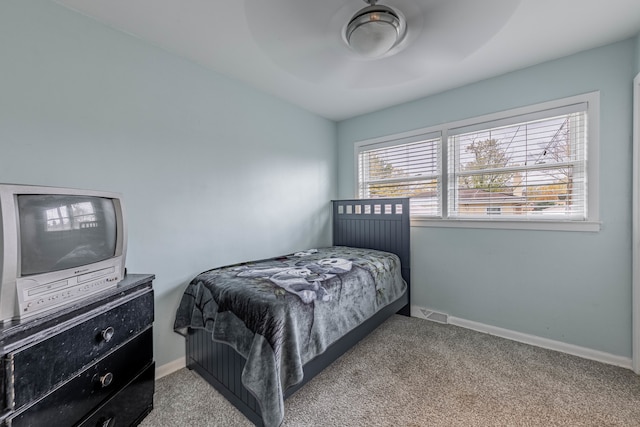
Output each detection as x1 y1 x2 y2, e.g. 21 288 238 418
173 246 407 427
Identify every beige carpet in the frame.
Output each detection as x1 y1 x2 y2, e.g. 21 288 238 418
140 315 640 426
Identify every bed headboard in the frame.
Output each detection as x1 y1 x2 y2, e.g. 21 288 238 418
332 198 410 316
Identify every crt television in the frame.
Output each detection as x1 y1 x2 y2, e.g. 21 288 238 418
0 184 127 323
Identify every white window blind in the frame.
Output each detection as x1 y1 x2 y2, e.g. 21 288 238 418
357 133 441 216
354 93 598 229
448 104 587 220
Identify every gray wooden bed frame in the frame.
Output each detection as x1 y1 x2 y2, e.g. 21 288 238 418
184 198 411 426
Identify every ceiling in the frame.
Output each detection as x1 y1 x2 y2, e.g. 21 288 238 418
54 0 640 121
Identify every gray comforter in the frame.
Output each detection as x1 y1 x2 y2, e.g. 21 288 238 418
174 246 407 427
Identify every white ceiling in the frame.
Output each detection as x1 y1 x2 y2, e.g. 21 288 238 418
54 0 640 121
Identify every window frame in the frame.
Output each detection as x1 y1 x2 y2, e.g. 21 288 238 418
353 92 600 232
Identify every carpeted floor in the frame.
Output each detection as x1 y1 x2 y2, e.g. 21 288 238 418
139 315 640 426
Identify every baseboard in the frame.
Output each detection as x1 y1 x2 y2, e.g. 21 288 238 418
161 313 632 378
155 356 186 379
410 305 632 369
447 316 633 370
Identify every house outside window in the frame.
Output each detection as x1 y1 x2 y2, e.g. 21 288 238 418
486 206 503 215
355 92 599 231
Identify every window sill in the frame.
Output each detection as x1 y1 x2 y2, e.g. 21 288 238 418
410 218 601 232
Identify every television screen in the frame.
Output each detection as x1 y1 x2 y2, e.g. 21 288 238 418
17 195 117 276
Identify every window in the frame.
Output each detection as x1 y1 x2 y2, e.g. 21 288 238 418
354 93 599 231
46 201 97 231
357 132 441 216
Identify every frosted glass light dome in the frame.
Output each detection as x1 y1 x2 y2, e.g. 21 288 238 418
345 2 406 58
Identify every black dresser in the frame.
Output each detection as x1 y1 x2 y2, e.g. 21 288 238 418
0 274 155 427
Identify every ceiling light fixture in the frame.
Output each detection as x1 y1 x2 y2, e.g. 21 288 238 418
345 0 407 59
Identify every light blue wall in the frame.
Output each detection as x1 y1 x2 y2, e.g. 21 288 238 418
2 1 636 368
0 1 337 367
636 33 640 74
338 39 637 358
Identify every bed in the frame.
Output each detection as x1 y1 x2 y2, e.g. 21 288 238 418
173 198 411 427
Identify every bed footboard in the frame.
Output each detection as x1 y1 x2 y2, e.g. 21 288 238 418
186 330 264 425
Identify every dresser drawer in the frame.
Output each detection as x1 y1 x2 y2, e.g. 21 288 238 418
7 290 154 409
78 362 154 427
9 328 153 427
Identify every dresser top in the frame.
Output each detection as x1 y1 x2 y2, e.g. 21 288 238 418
0 274 154 347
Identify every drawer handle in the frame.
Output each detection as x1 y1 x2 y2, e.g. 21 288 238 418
101 326 115 342
97 372 114 388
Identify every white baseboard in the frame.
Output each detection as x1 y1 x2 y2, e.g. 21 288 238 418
155 356 186 379
157 313 632 379
447 315 633 370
